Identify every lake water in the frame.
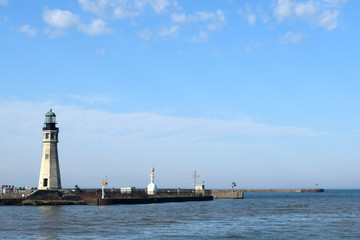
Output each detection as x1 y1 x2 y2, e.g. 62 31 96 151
1 190 360 239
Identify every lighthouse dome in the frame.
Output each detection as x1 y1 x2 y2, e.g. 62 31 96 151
45 109 56 117
147 182 157 195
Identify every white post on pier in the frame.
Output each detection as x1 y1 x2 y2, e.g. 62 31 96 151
232 182 236 198
101 177 108 199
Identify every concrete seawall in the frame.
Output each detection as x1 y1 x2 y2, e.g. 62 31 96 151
85 196 213 205
237 189 324 193
210 190 244 199
208 188 323 199
0 189 213 206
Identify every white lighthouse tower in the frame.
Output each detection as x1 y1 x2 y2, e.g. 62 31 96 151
147 167 157 195
38 109 61 190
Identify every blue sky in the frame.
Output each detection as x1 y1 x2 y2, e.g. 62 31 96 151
0 0 359 189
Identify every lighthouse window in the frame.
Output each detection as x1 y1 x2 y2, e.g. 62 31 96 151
51 133 54 139
45 133 49 139
43 178 48 187
45 154 49 159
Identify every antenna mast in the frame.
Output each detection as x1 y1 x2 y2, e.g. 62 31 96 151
193 170 200 190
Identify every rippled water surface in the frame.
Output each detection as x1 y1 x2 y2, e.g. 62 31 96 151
1 190 360 239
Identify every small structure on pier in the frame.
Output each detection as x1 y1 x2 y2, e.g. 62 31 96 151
147 167 157 195
120 187 135 194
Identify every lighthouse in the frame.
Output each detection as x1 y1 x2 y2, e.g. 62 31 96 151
38 109 62 190
147 167 157 195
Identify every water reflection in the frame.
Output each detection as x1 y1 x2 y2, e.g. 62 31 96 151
38 205 61 217
36 206 62 240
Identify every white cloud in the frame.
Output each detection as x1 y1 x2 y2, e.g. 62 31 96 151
238 4 270 26
216 9 225 22
170 12 205 24
78 0 170 19
318 9 339 30
170 12 204 23
273 0 343 30
0 0 7 5
280 31 304 44
197 11 215 21
78 19 112 35
247 13 257 25
274 0 319 20
274 0 294 21
170 9 225 31
113 6 139 19
78 0 139 19
196 10 226 30
132 0 171 13
239 6 255 25
95 49 106 55
43 9 80 29
148 0 170 13
170 13 188 23
204 10 226 31
137 28 152 41
295 1 318 18
245 41 262 54
78 0 108 17
186 31 209 42
206 9 225 30
159 25 179 38
19 24 37 37
322 0 347 5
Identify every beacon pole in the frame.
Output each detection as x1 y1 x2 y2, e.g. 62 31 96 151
231 182 236 198
101 179 105 199
101 177 108 199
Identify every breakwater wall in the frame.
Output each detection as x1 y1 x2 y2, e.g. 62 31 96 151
204 188 323 199
78 188 212 198
210 190 244 199
78 188 243 199
85 196 213 205
0 188 324 205
0 189 213 206
0 190 85 206
236 189 324 193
